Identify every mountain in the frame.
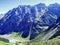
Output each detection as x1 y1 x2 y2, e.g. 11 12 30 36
0 14 4 20
0 3 60 40
48 3 60 17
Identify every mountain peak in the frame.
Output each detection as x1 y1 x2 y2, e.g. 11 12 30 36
0 3 60 40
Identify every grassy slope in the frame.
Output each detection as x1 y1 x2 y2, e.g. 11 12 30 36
21 36 60 45
0 36 59 45
29 36 60 45
0 33 60 45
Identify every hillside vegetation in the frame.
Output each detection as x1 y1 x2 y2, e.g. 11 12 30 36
0 36 60 45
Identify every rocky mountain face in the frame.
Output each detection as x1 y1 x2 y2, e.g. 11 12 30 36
0 14 4 20
0 3 60 40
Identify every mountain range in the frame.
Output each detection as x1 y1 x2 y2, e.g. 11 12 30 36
0 3 60 40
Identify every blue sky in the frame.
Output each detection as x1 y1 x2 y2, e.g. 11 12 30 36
0 0 60 14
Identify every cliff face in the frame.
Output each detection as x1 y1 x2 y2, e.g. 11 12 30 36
0 3 60 40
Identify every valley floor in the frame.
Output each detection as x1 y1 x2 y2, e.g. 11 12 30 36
0 35 60 45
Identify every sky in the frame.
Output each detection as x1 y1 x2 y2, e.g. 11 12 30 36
0 0 60 14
